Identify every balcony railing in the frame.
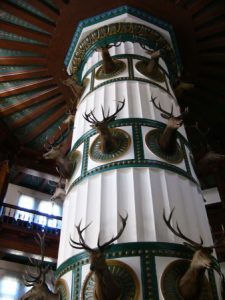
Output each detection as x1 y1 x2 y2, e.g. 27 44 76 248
0 203 62 235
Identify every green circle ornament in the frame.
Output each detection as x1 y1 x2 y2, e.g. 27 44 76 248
90 128 131 162
135 60 165 82
95 59 126 80
161 259 213 300
81 259 140 300
145 129 183 164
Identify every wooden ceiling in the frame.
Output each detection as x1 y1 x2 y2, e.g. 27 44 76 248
0 0 225 194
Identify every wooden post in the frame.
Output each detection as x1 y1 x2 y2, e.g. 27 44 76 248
0 160 10 204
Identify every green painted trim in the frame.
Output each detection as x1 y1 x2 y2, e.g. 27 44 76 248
150 256 160 300
132 123 144 161
56 242 193 278
80 54 174 103
65 6 182 74
68 118 196 193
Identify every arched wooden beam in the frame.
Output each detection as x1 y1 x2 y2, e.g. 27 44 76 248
29 0 60 22
0 39 48 56
0 56 47 66
0 68 49 82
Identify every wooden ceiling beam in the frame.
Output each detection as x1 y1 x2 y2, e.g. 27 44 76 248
199 53 225 63
0 68 49 82
189 0 213 16
0 39 48 56
197 37 225 51
0 86 60 116
0 77 56 98
196 20 225 39
0 56 47 66
14 166 59 182
198 66 225 78
193 5 225 28
23 105 67 144
0 2 55 34
0 20 50 44
30 0 59 22
11 95 64 129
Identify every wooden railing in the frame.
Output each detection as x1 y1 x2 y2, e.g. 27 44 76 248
0 203 62 235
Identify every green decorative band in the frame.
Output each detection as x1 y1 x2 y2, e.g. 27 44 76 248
79 54 174 103
65 6 182 74
72 22 178 83
71 118 190 152
68 159 197 194
68 118 196 193
55 242 193 278
56 242 219 300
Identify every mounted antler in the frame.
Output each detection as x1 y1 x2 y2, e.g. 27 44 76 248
70 213 128 300
151 96 188 154
83 99 125 153
21 233 60 300
163 208 225 300
97 42 121 74
43 127 73 179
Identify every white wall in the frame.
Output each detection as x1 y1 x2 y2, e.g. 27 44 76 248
4 183 51 207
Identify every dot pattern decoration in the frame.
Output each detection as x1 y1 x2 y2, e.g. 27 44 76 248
81 259 140 300
135 60 165 82
145 129 184 164
95 59 126 79
161 259 214 300
89 128 131 162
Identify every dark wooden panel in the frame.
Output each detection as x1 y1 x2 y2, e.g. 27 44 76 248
189 0 213 16
197 36 225 51
0 86 60 116
23 105 67 144
0 39 48 56
0 20 50 44
196 20 225 38
28 0 59 22
0 68 49 82
0 2 55 34
193 4 225 28
0 56 47 65
11 95 64 129
0 77 56 98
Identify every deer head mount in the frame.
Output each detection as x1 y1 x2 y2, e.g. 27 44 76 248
136 48 164 82
191 123 225 175
63 98 76 128
21 233 60 300
62 75 85 102
163 208 225 300
43 127 73 179
83 99 126 154
49 177 66 202
95 42 126 79
151 96 188 155
70 213 128 300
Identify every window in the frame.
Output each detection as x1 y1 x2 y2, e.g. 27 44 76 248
16 194 35 221
0 276 19 300
37 201 61 228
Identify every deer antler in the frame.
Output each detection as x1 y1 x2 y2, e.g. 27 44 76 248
97 213 128 251
151 96 188 120
83 99 125 126
163 208 204 249
70 221 94 252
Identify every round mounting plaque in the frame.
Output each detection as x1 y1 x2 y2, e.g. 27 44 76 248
95 59 126 80
90 128 131 162
135 60 165 82
81 259 140 300
145 129 183 164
